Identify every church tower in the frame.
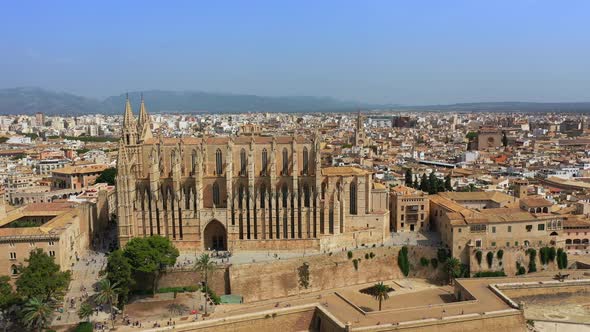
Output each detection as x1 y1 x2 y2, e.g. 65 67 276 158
354 110 367 147
122 94 138 146
137 93 153 142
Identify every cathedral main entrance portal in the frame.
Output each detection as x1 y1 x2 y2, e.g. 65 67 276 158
203 219 227 251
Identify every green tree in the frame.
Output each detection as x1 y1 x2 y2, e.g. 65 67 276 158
444 174 453 191
77 303 93 323
372 282 390 311
397 246 410 277
404 169 413 187
413 175 419 189
466 132 477 141
502 132 508 147
95 167 117 185
419 173 428 192
104 250 134 306
16 249 71 302
475 250 483 266
446 257 462 283
194 254 216 315
94 279 120 329
21 297 53 332
428 172 437 194
486 251 494 268
123 236 179 294
548 247 556 262
0 276 17 332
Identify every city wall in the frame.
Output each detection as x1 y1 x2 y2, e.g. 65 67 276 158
496 279 590 299
157 245 445 303
468 246 560 276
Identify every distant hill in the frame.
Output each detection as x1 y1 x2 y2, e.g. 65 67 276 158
403 101 590 113
0 87 589 115
0 87 105 115
0 87 372 115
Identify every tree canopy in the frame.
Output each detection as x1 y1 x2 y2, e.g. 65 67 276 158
95 167 117 185
16 249 71 302
123 236 179 294
104 250 134 306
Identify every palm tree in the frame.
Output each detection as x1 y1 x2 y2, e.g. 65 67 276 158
21 297 53 332
372 282 390 311
78 302 94 323
94 279 120 329
194 254 216 315
446 257 462 284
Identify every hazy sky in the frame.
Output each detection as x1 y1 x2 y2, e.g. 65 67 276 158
1 0 589 105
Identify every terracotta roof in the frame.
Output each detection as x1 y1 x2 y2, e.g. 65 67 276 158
52 164 107 175
322 166 371 176
519 197 552 208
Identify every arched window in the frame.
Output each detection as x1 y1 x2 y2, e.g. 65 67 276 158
261 148 268 176
10 264 18 276
304 184 310 207
170 150 175 174
212 182 220 206
282 148 289 175
282 184 288 207
215 149 223 175
303 147 309 175
321 182 326 200
350 182 357 215
240 148 247 176
260 184 266 208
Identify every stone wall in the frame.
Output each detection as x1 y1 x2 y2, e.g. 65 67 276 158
171 304 317 332
230 245 444 302
469 246 560 276
497 280 590 299
153 246 445 302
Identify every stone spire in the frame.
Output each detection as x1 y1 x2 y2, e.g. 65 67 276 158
138 94 153 142
122 94 138 145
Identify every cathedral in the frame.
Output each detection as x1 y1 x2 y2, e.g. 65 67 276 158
116 96 390 252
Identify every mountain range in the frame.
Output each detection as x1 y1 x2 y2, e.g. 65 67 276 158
0 87 589 115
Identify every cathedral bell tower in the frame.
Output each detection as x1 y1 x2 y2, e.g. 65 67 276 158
122 93 138 146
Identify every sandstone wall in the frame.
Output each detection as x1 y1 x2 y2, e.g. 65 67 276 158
158 267 229 295
498 280 590 299
469 247 560 276
230 245 444 302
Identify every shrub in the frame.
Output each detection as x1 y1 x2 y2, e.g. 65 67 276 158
516 262 526 275
473 271 507 278
556 248 564 268
430 258 439 269
365 253 369 260
528 249 537 273
74 322 93 332
369 252 375 259
420 257 429 267
437 248 449 263
475 250 483 266
347 251 353 259
497 249 504 260
548 247 556 262
558 251 568 269
397 246 410 276
157 285 199 294
486 251 494 268
202 285 221 305
539 247 548 265
353 259 359 271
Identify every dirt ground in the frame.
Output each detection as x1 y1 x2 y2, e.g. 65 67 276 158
124 292 207 324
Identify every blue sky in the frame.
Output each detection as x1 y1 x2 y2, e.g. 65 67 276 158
1 0 589 104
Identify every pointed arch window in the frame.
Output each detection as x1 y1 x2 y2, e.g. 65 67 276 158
170 150 175 175
350 182 358 215
282 183 288 208
212 182 220 206
240 148 247 176
260 184 266 208
215 149 223 175
261 148 268 176
303 147 309 175
304 184 310 207
282 148 289 175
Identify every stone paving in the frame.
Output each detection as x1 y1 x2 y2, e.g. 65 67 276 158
52 251 110 327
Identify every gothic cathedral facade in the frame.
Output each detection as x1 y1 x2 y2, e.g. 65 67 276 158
116 97 390 252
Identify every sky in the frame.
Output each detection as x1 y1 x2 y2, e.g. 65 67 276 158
1 0 589 105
